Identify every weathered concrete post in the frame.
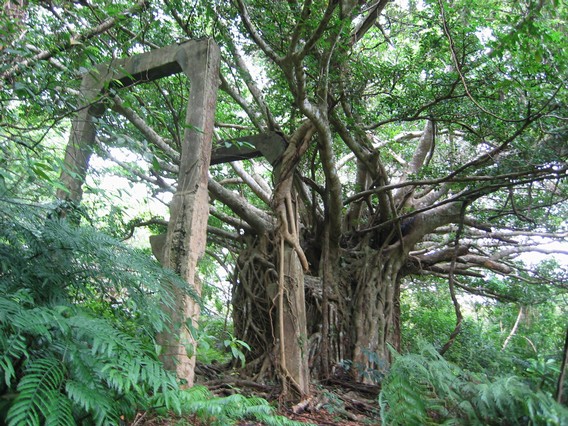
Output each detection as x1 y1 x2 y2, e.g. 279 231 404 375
57 40 220 386
56 77 105 204
158 40 220 385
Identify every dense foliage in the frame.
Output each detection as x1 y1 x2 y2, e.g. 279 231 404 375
380 343 568 425
0 200 183 424
1 0 567 423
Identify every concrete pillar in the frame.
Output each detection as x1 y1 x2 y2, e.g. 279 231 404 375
56 79 105 204
158 40 220 386
57 40 221 386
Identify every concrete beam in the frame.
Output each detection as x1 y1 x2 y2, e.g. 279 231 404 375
82 40 204 96
211 131 287 166
58 40 220 204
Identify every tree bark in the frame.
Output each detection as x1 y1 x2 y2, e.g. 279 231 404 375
277 236 310 398
232 125 312 400
340 248 405 382
232 230 309 399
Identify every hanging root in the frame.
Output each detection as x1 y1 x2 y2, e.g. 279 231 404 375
277 193 309 271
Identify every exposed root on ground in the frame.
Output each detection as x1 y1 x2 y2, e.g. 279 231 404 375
130 366 382 425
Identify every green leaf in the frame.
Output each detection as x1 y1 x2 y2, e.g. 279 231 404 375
7 357 66 426
44 396 75 426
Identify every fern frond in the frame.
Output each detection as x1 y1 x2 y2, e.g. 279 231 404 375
65 377 124 426
175 386 310 426
381 342 568 425
6 357 66 426
0 295 23 321
67 313 144 357
380 372 430 425
44 393 75 426
138 358 179 395
0 200 204 425
0 330 27 385
65 379 112 416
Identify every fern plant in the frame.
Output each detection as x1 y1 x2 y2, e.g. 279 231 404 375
379 342 568 425
0 200 198 425
169 386 310 426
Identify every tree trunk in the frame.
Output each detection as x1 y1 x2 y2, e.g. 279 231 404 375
230 122 462 386
231 184 311 399
302 244 405 383
232 234 274 366
349 249 404 381
232 231 309 399
232 125 312 400
235 237 406 385
277 240 310 397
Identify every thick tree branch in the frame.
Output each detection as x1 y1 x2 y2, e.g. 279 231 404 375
209 177 272 234
345 163 567 206
219 23 278 131
234 0 283 65
413 184 450 209
219 73 266 131
163 0 195 38
121 217 168 241
452 279 517 302
352 0 391 43
331 113 377 178
95 138 174 192
207 225 241 242
230 161 272 205
402 201 463 249
111 95 180 163
412 245 470 265
288 0 313 56
297 2 339 60
210 205 254 234
408 120 435 175
458 254 513 274
493 246 568 259
393 120 436 207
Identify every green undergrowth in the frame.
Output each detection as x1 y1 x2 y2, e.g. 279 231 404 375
0 201 190 425
152 386 310 426
379 343 568 425
0 201 311 426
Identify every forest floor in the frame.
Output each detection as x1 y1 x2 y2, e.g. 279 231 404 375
135 405 379 426
132 365 382 425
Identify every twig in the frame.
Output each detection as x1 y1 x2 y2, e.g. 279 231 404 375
2 0 149 81
130 411 147 426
